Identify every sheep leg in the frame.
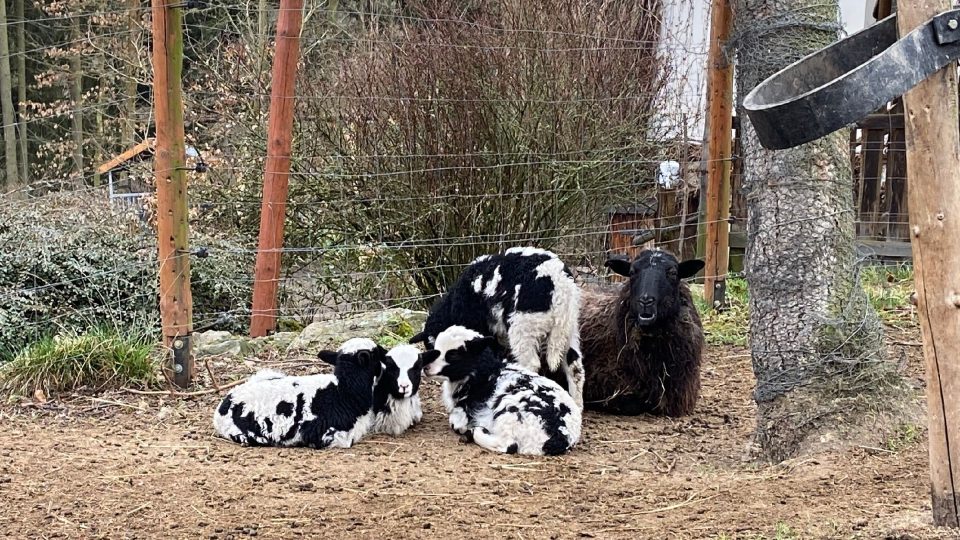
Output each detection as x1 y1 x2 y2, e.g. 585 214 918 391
411 396 424 425
545 325 584 408
327 430 355 449
470 427 515 454
449 407 470 434
562 349 585 410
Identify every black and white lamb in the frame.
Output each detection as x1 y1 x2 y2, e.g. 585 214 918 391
212 338 386 448
318 343 426 436
422 325 581 456
579 249 705 416
410 247 584 408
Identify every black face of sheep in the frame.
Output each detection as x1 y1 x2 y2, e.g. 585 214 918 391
317 342 387 382
605 250 704 327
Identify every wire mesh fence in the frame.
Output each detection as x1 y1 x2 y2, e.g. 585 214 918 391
0 0 910 347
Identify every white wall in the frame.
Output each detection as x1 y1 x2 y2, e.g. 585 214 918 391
839 0 874 34
652 0 711 141
653 0 875 142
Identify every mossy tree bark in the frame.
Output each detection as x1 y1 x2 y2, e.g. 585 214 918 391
733 0 913 462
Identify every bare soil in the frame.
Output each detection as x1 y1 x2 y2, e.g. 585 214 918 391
1 330 957 539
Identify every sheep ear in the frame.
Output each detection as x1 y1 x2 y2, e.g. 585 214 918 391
409 332 427 344
356 350 372 367
317 350 339 365
466 336 498 354
420 349 441 365
604 257 632 277
677 259 705 279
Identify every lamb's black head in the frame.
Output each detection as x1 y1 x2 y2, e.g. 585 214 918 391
605 250 704 327
381 344 432 399
420 326 497 382
318 338 387 381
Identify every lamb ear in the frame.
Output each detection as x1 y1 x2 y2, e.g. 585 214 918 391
409 331 427 344
466 336 499 354
677 259 705 279
355 350 372 367
420 349 441 365
604 257 632 277
317 350 339 365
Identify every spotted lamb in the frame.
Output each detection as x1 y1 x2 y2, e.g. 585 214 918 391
212 338 386 448
318 343 427 436
422 325 581 456
410 247 584 408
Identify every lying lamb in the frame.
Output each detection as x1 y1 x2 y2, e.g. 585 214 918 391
318 343 426 436
212 338 387 448
422 325 581 456
410 247 584 408
579 249 705 416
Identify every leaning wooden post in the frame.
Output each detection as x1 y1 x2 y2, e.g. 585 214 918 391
151 0 193 387
250 0 305 338
702 0 735 308
899 0 960 527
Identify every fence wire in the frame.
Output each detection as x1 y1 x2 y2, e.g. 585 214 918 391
0 0 913 352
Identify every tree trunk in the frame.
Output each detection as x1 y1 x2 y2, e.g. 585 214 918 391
15 0 26 184
0 0 19 187
122 0 140 147
93 54 104 187
733 0 913 461
71 16 84 184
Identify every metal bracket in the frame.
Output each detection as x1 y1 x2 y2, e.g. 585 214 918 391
743 9 960 150
712 279 727 311
171 334 192 388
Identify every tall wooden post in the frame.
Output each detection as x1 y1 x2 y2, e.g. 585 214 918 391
899 0 960 527
152 0 193 387
250 0 305 338
702 0 735 308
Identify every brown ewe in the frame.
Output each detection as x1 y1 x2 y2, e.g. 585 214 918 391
580 249 705 416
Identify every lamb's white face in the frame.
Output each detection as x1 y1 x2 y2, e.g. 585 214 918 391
386 344 421 398
425 326 482 377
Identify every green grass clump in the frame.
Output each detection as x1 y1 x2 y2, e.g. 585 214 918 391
691 278 750 347
376 315 419 348
885 422 923 452
0 327 158 396
691 264 917 347
860 263 916 327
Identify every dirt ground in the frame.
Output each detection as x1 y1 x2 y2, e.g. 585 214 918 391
1 330 957 540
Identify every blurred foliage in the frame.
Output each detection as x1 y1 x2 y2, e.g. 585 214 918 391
0 193 255 355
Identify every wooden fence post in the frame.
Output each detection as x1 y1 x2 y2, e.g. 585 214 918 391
152 0 193 387
702 0 735 307
250 0 305 338
898 0 960 527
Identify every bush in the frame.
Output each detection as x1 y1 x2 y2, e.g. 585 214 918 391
184 0 677 312
293 0 672 301
0 193 254 355
0 325 158 396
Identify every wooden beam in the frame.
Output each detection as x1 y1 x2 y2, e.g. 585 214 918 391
702 0 734 307
856 112 905 131
96 138 155 175
898 0 960 527
855 239 913 259
152 0 193 387
250 0 305 338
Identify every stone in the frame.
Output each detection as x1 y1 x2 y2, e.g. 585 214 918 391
250 332 299 353
288 308 428 353
193 330 250 358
